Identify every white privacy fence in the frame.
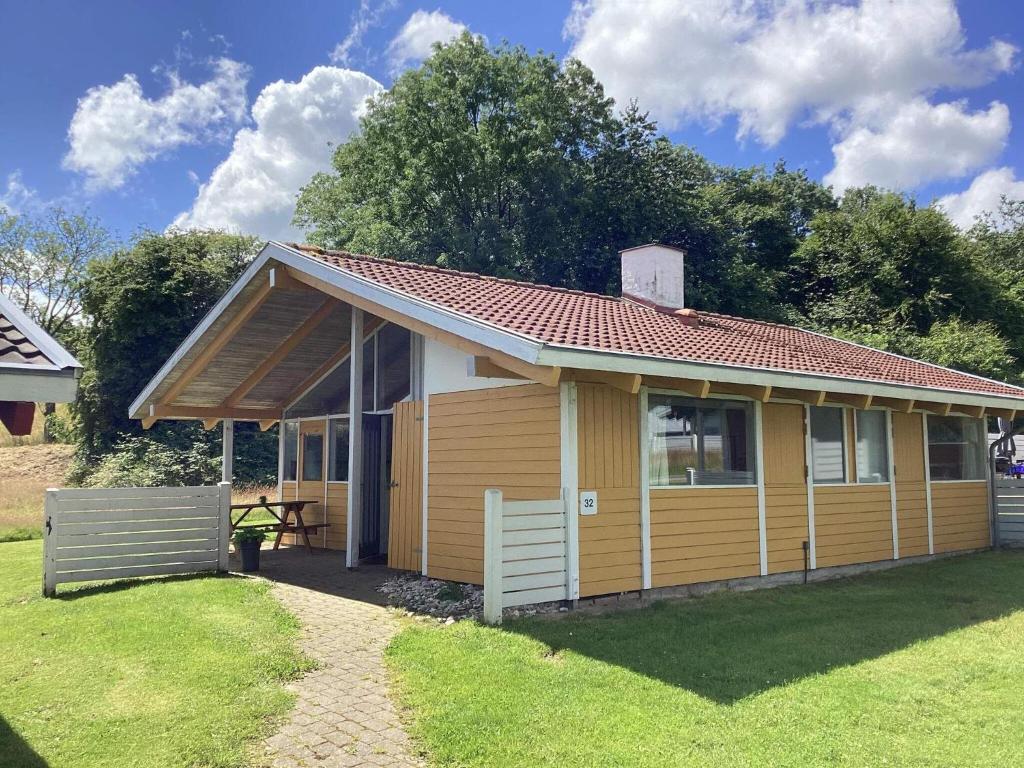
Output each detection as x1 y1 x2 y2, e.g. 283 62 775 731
483 489 568 624
43 483 231 596
995 478 1024 547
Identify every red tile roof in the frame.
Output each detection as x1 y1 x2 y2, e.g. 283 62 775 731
291 245 1024 400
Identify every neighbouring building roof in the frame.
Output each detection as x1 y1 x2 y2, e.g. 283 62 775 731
0 293 81 409
291 244 1024 401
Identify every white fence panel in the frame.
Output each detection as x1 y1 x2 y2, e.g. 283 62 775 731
483 489 568 624
43 482 231 596
996 478 1024 547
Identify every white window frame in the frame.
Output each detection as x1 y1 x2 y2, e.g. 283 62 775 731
645 389 758 489
326 415 351 485
281 419 300 483
853 407 890 485
925 414 987 483
808 403 850 486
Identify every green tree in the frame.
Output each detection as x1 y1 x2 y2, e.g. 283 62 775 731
793 188 996 334
72 231 277 485
0 206 114 339
295 34 617 282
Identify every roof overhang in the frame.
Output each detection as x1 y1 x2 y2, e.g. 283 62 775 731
130 240 1024 421
536 345 1024 412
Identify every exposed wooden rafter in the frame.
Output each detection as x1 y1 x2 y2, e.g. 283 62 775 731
872 396 915 413
643 376 711 399
710 381 773 402
285 267 562 388
220 298 338 409
770 387 827 406
469 356 527 381
259 419 279 431
202 418 220 431
916 401 953 416
280 315 383 409
989 407 1017 421
826 392 873 409
142 404 281 429
156 268 285 411
954 404 986 418
565 368 642 394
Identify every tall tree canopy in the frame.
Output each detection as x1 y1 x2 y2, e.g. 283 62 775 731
72 231 276 486
0 206 114 340
294 34 835 314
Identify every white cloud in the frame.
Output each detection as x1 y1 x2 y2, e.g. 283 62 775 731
937 167 1024 228
172 66 383 241
565 0 1016 192
0 171 40 214
63 58 250 192
824 100 1010 192
330 0 398 66
387 10 467 73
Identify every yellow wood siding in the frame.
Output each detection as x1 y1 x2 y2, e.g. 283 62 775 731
931 481 989 553
295 419 327 548
324 483 347 550
576 383 641 596
813 484 893 567
388 400 424 572
892 411 929 557
650 487 760 586
762 402 809 573
427 384 561 584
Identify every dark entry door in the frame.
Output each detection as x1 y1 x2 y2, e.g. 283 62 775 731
360 414 393 560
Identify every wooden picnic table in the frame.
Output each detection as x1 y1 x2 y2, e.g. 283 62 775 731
230 499 329 554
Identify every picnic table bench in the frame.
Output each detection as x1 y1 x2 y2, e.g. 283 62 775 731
230 498 328 554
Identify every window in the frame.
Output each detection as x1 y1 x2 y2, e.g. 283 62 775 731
376 323 411 408
302 432 324 481
328 418 350 482
855 410 889 483
810 406 846 483
283 320 413 419
647 395 754 486
928 415 985 480
362 337 376 412
282 421 298 481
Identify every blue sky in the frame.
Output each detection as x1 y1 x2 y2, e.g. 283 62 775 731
2 0 1022 242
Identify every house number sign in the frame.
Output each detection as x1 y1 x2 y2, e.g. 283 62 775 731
580 490 598 516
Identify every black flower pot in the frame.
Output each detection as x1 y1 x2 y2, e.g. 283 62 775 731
238 539 262 572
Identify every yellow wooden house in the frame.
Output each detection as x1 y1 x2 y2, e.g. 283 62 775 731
131 242 1024 602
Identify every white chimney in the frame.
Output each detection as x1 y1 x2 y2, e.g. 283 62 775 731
620 243 686 311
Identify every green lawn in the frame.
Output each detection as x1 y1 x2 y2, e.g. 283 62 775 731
0 540 313 768
387 551 1024 767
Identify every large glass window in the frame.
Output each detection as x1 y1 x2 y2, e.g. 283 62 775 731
284 321 412 418
855 410 889 483
648 395 754 486
376 323 411 409
302 432 324 481
810 406 846 483
362 337 376 412
328 418 350 482
287 359 350 418
282 421 298 481
928 415 985 480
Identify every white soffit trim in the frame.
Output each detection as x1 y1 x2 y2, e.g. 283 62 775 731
535 345 1024 411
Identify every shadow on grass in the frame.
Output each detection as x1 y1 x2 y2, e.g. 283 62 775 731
508 551 1024 704
0 716 48 767
53 572 239 601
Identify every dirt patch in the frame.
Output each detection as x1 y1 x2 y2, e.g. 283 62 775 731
0 443 75 478
0 444 75 540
